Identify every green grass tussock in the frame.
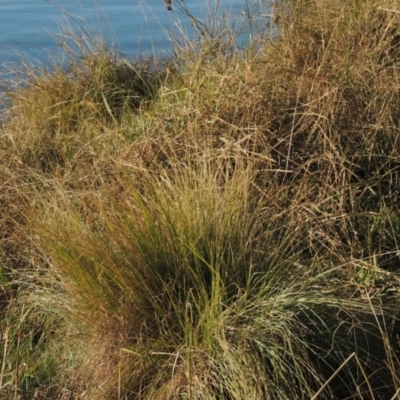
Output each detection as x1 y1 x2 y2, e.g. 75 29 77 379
1 0 400 398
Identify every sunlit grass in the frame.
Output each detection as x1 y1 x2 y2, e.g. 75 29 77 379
1 0 400 398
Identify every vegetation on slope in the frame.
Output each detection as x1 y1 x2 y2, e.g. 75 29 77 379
1 0 400 398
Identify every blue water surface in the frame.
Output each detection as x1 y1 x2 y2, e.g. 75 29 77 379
0 0 271 72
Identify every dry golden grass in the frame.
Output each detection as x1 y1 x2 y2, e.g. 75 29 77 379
1 0 400 398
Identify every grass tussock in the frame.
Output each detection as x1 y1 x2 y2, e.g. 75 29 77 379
1 0 400 398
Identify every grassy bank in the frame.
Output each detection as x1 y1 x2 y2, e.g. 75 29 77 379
1 0 400 398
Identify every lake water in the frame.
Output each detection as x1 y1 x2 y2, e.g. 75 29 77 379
0 0 271 72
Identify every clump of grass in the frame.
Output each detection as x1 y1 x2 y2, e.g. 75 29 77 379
1 0 400 398
1 29 166 175
25 152 398 399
